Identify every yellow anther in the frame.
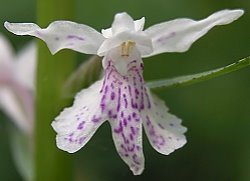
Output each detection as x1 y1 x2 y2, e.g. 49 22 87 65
121 41 135 56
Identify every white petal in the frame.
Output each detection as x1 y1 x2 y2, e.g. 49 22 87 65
112 12 135 35
142 90 187 155
14 42 37 91
97 31 153 57
0 34 14 68
101 28 112 38
0 34 15 86
144 9 244 57
51 80 106 153
4 21 104 55
134 17 145 31
102 16 145 39
0 88 32 133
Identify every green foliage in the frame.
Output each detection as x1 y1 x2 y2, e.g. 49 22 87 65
62 55 102 99
147 56 250 90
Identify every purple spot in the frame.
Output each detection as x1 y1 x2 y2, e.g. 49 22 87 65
123 94 128 108
128 60 137 67
128 115 132 121
133 77 137 86
114 122 123 134
79 137 86 144
100 103 105 111
135 118 140 122
77 121 85 130
146 116 151 126
100 94 106 112
123 118 128 127
158 135 165 146
158 123 165 129
132 154 140 165
140 63 144 70
121 111 124 117
136 145 141 151
92 115 101 123
104 85 109 94
111 92 115 100
130 126 136 135
116 88 121 112
121 133 129 144
128 85 132 96
135 88 139 95
156 32 176 43
169 123 174 127
111 82 114 89
121 144 128 152
129 134 134 141
67 35 85 41
128 144 135 152
35 31 42 37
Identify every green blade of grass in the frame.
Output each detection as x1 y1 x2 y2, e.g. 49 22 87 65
147 56 250 90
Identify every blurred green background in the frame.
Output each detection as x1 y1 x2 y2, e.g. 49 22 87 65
0 0 249 180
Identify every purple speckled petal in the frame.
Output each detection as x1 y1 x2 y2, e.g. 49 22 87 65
142 90 187 155
52 80 105 153
4 21 104 55
99 46 147 175
111 116 144 175
144 9 243 57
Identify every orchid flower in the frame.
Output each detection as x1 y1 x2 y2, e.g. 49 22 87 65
5 9 243 175
0 34 36 134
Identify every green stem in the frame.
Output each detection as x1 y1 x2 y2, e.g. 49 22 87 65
35 1 76 181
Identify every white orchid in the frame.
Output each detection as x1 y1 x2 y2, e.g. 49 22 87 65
0 34 36 134
5 9 243 175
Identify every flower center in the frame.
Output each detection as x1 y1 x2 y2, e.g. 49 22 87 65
121 41 135 57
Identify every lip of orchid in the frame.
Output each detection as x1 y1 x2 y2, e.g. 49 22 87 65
4 9 244 175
